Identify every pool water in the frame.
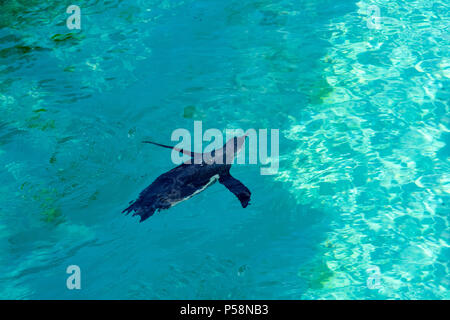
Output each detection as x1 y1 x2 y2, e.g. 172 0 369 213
0 0 449 299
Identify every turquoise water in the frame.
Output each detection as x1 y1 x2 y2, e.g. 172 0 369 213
0 0 449 299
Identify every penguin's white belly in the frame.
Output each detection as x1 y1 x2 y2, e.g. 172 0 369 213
169 174 220 207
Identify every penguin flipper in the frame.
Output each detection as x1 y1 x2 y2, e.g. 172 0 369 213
142 140 202 159
219 172 251 208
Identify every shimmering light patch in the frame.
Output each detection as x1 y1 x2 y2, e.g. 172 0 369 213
277 0 450 299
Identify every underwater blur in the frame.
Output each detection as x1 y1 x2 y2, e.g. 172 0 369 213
0 0 449 299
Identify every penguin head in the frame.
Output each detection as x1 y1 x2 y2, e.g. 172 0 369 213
224 132 248 163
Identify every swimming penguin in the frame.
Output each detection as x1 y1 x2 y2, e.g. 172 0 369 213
123 135 251 222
